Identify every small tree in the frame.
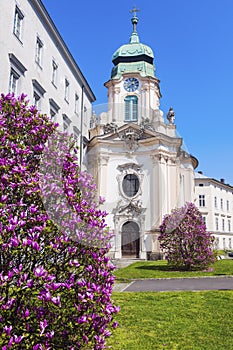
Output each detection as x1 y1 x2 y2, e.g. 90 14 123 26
0 93 119 349
158 202 215 270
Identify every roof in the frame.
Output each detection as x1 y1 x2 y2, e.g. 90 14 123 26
111 14 155 79
195 173 233 190
195 172 209 179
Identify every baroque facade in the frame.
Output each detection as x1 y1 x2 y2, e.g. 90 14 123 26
87 10 198 259
0 0 95 166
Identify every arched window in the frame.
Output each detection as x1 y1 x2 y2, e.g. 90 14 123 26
124 95 138 122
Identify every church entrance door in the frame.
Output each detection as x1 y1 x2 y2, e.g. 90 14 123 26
121 221 140 258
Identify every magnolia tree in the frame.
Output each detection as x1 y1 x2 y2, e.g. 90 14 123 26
158 202 215 270
0 93 119 349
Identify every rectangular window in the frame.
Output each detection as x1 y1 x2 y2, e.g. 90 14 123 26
229 238 232 249
35 37 43 67
124 96 138 122
214 196 217 209
223 237 226 249
220 198 223 210
52 60 58 86
222 218 225 232
32 79 46 111
13 6 24 41
50 109 56 119
228 219 231 232
202 216 206 225
75 93 79 114
65 79 70 102
84 106 87 117
63 114 71 132
49 98 60 121
73 126 80 144
9 69 19 94
199 195 205 207
8 54 27 95
33 91 40 109
215 217 219 231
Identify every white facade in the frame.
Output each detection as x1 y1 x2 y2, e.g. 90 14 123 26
0 0 95 165
87 14 197 259
195 172 233 250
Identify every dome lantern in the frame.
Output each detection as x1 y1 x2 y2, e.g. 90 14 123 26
111 7 156 79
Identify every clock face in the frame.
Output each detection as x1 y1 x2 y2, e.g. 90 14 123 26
123 77 139 92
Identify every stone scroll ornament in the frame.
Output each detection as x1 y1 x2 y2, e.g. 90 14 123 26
119 127 143 153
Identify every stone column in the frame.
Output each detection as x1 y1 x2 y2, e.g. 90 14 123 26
112 87 120 123
139 215 147 259
144 83 150 119
151 154 168 227
98 156 109 198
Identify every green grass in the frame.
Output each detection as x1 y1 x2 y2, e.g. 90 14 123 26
115 259 233 280
108 291 233 350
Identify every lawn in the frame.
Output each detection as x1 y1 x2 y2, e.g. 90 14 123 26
108 291 233 350
115 259 233 280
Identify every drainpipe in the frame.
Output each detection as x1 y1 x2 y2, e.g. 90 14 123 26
79 85 84 170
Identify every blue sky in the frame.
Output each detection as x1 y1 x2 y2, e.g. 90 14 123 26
42 0 233 185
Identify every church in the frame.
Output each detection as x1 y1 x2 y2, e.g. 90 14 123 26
87 8 198 259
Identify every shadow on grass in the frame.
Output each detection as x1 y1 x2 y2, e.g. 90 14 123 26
134 265 178 272
134 264 221 274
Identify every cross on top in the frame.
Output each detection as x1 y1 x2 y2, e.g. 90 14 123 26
130 5 140 17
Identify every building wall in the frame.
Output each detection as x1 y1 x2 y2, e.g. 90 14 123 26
195 174 233 250
0 0 95 164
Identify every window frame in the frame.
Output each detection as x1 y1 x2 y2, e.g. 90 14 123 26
124 95 138 122
13 6 24 41
222 218 225 232
199 194 205 207
32 79 46 111
63 114 71 132
75 93 79 115
33 91 41 109
9 68 20 94
51 59 58 87
64 78 70 103
49 98 60 121
214 196 217 209
215 217 219 231
122 174 140 198
8 54 27 95
220 198 223 210
35 36 43 67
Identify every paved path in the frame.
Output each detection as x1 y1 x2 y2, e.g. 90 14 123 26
114 276 233 292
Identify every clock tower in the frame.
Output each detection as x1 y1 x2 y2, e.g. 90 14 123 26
87 8 197 260
104 8 162 127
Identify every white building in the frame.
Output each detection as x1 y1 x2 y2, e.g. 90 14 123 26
0 0 95 166
87 10 198 259
195 172 233 251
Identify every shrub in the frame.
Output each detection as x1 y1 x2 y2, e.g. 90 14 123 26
158 202 215 270
0 93 119 349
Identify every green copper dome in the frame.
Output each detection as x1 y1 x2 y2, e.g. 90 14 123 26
111 12 155 79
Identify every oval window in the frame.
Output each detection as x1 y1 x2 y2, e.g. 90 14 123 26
122 174 139 197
